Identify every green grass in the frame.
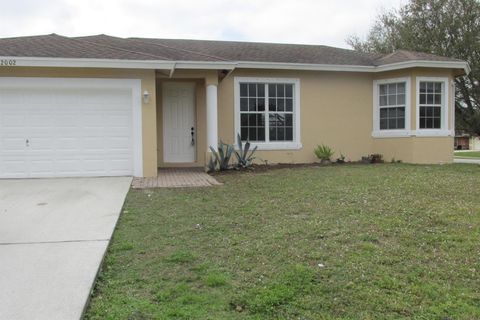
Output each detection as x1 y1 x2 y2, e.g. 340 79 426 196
85 164 480 319
454 150 480 158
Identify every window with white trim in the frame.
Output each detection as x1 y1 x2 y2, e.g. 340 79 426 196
236 77 300 149
239 83 266 141
418 81 443 129
373 77 410 137
379 82 406 130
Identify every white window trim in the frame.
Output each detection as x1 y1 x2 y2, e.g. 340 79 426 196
372 77 411 138
415 76 452 137
234 76 302 150
451 80 456 135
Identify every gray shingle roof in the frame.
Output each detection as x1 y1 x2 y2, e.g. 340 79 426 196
373 50 463 66
0 33 464 67
0 34 159 60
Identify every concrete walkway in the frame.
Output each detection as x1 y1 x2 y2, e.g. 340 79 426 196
0 177 132 320
454 158 480 164
132 168 221 188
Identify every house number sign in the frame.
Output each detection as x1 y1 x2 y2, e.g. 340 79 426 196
0 59 16 66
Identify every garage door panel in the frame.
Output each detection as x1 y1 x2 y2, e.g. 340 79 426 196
28 138 55 151
82 115 106 127
81 138 106 150
81 160 107 173
106 115 131 127
1 114 27 127
1 138 26 151
29 160 55 174
0 159 28 178
54 115 81 127
0 80 136 178
28 114 55 127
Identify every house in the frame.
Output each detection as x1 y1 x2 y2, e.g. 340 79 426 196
454 134 470 150
454 134 480 150
0 34 469 178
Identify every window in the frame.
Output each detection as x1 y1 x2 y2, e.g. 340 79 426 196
268 83 294 141
235 77 301 149
373 77 411 137
379 82 406 130
416 77 449 135
418 81 443 129
239 83 266 141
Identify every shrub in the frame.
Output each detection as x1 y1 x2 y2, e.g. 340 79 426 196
314 144 334 163
371 153 384 163
361 154 384 164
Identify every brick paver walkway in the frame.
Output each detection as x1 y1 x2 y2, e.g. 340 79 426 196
132 168 222 188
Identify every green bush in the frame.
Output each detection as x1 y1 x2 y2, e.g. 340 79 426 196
314 144 334 162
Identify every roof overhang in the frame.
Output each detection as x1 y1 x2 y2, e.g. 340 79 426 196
0 56 470 76
235 60 470 75
374 60 470 75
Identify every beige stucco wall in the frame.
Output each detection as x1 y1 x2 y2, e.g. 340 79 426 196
372 137 453 163
213 67 456 165
0 67 158 177
217 69 374 164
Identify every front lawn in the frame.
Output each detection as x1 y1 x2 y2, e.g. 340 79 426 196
454 150 480 158
86 164 480 319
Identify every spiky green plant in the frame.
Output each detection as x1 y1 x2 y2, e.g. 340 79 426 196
209 141 234 171
234 133 258 169
314 144 334 163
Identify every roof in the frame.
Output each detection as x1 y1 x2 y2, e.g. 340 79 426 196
0 34 469 74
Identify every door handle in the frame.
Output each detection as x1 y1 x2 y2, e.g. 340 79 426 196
191 127 195 146
26 139 29 147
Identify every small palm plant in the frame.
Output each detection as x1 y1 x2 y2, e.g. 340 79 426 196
314 144 334 164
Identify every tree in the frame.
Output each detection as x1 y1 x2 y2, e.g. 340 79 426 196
347 0 480 135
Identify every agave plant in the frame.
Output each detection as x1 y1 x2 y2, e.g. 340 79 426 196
209 141 234 171
207 155 217 172
234 133 258 169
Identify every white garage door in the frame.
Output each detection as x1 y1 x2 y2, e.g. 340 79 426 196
0 78 142 178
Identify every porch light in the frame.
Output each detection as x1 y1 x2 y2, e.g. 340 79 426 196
142 90 150 104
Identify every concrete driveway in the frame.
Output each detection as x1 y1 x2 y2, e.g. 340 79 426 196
0 177 132 320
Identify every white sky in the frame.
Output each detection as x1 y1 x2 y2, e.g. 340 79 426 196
0 0 405 49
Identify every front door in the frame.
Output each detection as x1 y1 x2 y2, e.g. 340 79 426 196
163 82 196 163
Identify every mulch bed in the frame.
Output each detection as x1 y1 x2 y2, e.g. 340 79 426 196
209 161 376 176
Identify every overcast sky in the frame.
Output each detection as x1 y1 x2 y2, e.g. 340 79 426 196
1 0 405 49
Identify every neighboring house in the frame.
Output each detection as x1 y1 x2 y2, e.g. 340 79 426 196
0 34 469 178
454 134 480 150
454 134 470 150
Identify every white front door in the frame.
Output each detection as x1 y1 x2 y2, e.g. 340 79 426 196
163 82 196 163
